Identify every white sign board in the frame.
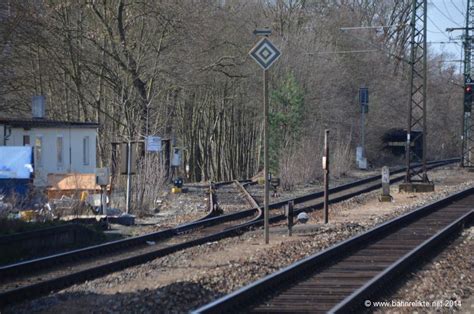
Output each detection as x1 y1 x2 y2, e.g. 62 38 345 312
172 148 181 167
322 156 327 170
146 136 162 152
356 146 363 163
356 146 367 169
0 146 33 179
358 158 367 170
95 167 110 186
382 166 390 184
249 37 281 70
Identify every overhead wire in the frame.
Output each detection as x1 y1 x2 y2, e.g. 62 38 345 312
306 49 379 55
426 15 463 73
431 0 465 70
427 29 447 34
427 15 458 43
431 2 462 26
450 0 466 16
442 0 457 20
428 41 462 44
302 3 465 72
338 29 410 64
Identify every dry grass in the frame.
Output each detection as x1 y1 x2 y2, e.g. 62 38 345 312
132 154 167 215
330 135 353 178
279 133 353 190
278 138 321 190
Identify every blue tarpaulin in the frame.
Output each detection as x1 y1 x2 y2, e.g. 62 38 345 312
0 147 33 198
0 179 31 197
0 146 33 179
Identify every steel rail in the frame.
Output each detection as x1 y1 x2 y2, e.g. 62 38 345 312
212 179 253 188
0 223 91 245
0 181 263 307
0 159 456 280
192 186 473 314
212 180 258 214
195 182 218 222
234 180 262 213
0 220 253 307
0 196 221 280
284 159 453 219
0 159 457 307
331 210 473 313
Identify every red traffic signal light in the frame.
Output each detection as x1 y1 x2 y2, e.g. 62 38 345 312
465 84 473 112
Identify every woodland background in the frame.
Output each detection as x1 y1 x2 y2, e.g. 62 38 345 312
0 0 462 211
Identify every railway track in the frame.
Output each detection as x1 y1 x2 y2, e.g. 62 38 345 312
193 186 474 313
212 180 260 214
265 159 457 220
0 181 262 308
0 159 457 307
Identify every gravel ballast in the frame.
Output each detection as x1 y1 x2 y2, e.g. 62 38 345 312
4 167 473 314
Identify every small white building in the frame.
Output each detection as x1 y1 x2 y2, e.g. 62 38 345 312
0 117 98 186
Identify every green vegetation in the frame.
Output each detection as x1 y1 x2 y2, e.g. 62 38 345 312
269 73 305 173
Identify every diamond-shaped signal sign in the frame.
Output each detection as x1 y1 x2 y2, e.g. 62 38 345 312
249 37 281 70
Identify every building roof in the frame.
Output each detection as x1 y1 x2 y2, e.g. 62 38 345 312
0 118 99 129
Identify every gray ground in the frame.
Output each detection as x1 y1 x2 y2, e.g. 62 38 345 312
4 167 473 313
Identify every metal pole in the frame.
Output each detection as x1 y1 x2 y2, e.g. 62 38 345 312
462 0 473 167
461 114 466 167
462 32 467 167
405 0 417 183
100 187 104 215
263 69 270 244
125 142 132 214
323 129 329 224
421 0 428 181
361 105 365 159
404 0 429 184
469 123 472 166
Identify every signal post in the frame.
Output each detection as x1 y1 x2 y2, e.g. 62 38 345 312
249 29 281 244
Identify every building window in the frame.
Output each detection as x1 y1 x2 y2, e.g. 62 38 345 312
57 136 63 168
23 135 30 146
83 136 90 165
35 136 43 167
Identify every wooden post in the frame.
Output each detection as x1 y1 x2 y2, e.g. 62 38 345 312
286 200 294 236
323 129 329 224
